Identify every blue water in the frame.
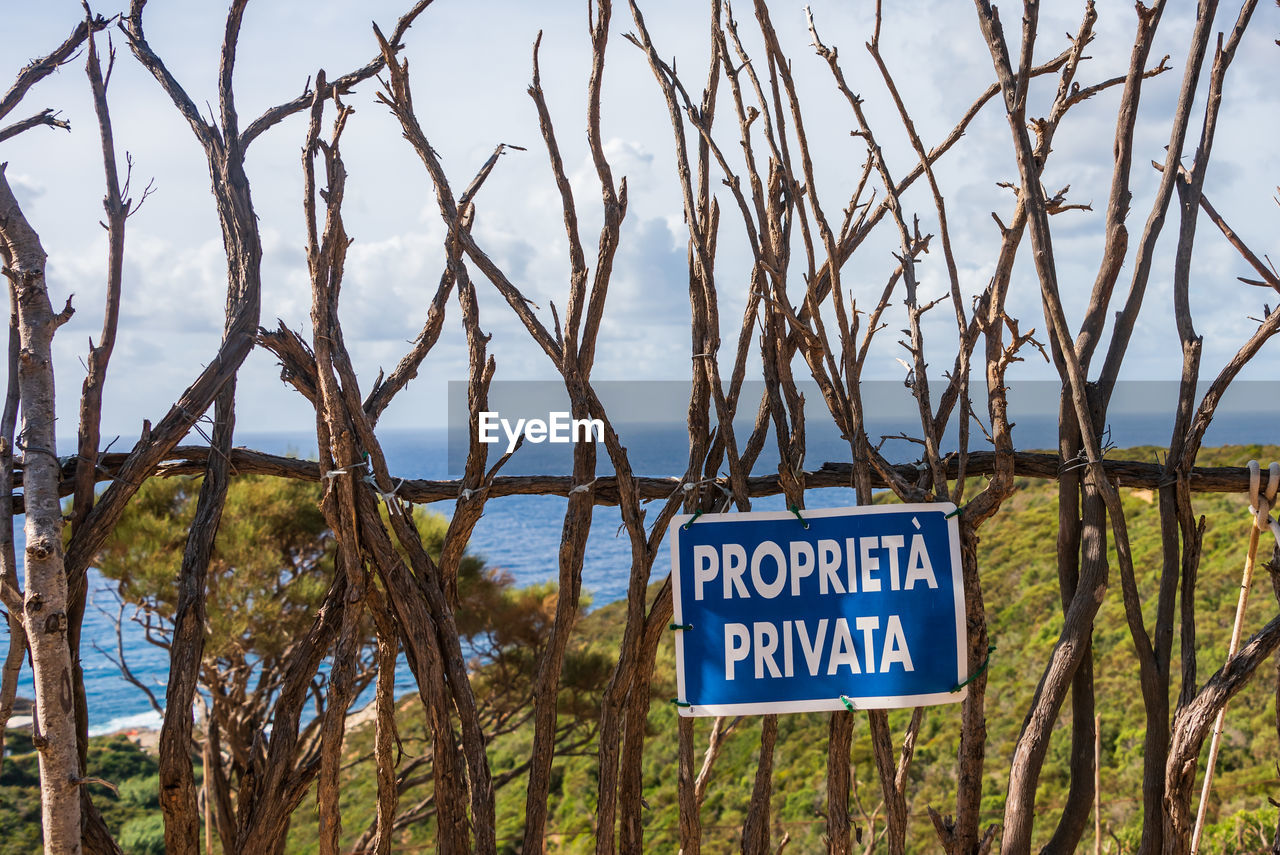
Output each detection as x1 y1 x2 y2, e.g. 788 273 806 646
3 392 1277 734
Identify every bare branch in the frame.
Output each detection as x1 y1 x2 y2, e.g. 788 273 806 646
0 15 108 124
0 109 70 145
239 0 438 149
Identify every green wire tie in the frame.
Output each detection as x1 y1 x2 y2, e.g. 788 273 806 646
951 644 996 693
670 699 692 708
669 623 693 631
839 695 856 712
683 509 704 529
789 505 809 529
945 503 967 519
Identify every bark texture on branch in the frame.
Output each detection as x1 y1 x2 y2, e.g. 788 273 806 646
14 446 1268 517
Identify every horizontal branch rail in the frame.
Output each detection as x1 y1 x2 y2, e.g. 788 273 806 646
8 447 1261 515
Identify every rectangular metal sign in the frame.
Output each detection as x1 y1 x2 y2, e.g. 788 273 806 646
669 503 967 717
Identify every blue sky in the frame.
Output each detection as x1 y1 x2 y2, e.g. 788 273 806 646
2 0 1277 438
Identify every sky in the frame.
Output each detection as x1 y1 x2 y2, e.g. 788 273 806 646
1 0 1278 443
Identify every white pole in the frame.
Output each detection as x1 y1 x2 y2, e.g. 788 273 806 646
1094 712 1101 855
1191 462 1279 853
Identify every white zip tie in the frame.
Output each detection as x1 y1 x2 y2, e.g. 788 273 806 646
570 478 597 495
668 476 723 502
363 469 405 511
323 458 371 481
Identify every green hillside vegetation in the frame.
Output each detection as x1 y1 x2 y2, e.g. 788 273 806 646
0 731 167 854
3 446 1278 853
289 445 1280 853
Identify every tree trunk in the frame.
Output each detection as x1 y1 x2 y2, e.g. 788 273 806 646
370 592 401 855
678 716 701 855
1164 612 1280 854
953 527 991 855
1044 416 1103 855
0 274 23 777
522 397 596 853
159 384 236 855
740 715 778 855
316 559 363 855
826 711 855 853
0 165 82 854
868 710 909 855
1005 475 1107 852
618 602 673 853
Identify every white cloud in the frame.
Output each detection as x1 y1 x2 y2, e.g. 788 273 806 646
1 0 1276 436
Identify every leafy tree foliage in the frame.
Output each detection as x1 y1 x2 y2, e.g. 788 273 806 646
98 474 333 666
88 472 611 847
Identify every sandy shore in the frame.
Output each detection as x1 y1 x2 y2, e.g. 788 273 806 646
113 726 161 752
100 698 383 755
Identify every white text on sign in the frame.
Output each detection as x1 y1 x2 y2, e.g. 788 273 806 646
691 534 938 600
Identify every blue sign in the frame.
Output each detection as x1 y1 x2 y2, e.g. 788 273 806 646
669 503 966 716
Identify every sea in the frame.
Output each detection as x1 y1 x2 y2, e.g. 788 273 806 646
3 380 1277 736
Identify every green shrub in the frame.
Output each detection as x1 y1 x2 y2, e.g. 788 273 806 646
118 814 166 855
